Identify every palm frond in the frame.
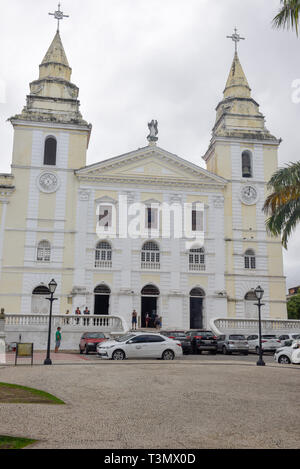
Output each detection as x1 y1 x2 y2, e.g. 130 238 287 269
272 0 300 36
264 160 300 248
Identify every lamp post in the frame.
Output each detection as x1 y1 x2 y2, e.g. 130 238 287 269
254 285 265 367
44 279 58 366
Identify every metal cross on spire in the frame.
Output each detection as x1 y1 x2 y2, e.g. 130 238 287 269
226 27 245 54
49 3 69 32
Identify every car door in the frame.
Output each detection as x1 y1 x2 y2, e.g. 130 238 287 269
144 335 167 357
125 335 148 358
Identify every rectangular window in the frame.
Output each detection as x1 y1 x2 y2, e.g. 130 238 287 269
98 205 112 229
192 210 203 232
145 207 158 229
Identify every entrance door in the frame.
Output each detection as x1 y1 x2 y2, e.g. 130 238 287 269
94 284 110 315
141 297 157 327
190 288 205 329
141 284 160 327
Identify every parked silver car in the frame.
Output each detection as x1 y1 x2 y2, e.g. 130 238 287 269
216 334 249 355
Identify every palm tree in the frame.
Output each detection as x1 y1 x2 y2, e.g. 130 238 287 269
264 161 300 248
273 0 300 35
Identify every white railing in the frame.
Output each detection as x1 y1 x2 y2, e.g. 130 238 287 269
94 260 112 269
189 264 206 271
210 317 300 336
141 262 160 270
5 314 128 333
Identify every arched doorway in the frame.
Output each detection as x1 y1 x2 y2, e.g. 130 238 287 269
32 285 50 314
141 284 160 327
94 284 111 315
190 288 205 329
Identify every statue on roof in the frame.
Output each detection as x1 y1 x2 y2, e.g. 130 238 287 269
147 120 158 143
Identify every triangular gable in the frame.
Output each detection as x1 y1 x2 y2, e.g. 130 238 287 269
76 145 227 187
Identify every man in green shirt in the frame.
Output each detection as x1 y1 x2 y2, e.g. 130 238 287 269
55 327 62 353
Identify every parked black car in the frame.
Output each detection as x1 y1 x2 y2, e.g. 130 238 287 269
186 330 218 354
160 330 192 354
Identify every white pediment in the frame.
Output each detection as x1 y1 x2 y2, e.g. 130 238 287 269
76 145 227 187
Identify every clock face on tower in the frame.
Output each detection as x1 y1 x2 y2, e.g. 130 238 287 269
240 185 258 205
37 172 59 193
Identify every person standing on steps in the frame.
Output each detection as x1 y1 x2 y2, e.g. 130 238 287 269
131 309 137 330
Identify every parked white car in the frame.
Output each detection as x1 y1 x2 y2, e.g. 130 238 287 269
278 333 300 346
97 332 183 360
247 334 281 354
274 341 300 364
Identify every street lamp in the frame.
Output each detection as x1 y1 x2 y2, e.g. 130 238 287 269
44 279 58 366
254 285 265 367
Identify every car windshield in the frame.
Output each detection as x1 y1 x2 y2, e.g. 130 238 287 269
115 334 136 342
86 333 105 339
229 335 246 340
262 335 277 339
292 334 300 339
168 332 186 337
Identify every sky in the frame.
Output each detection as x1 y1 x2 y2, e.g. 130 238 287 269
0 0 299 289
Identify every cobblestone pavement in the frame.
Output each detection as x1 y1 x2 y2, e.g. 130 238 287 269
0 357 299 449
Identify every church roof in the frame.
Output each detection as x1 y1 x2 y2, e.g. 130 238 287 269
41 30 70 67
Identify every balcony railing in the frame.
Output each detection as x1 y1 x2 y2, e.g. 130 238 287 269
189 263 205 271
141 262 160 270
94 260 112 269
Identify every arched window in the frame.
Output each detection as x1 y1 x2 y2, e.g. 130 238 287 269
31 284 50 314
189 247 205 271
95 241 112 268
241 150 252 178
37 240 51 262
244 249 256 269
141 241 160 270
244 290 257 318
44 137 57 166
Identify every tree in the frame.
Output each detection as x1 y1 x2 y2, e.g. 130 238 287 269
273 0 300 36
287 293 300 319
263 161 300 248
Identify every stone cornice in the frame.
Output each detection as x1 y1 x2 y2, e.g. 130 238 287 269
76 174 226 190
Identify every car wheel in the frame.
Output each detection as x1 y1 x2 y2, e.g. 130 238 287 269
162 350 175 360
278 355 291 364
112 349 125 360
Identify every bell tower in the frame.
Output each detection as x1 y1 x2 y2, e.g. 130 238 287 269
1 7 92 316
203 30 287 320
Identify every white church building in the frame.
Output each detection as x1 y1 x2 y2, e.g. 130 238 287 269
0 23 287 335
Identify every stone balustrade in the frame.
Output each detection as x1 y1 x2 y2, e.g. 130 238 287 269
210 317 300 336
4 314 129 350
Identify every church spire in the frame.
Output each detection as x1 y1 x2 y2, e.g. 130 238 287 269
223 52 251 99
39 30 71 81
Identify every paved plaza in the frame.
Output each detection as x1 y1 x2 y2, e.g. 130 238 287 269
0 355 299 449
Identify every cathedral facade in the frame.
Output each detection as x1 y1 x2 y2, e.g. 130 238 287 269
0 29 287 330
